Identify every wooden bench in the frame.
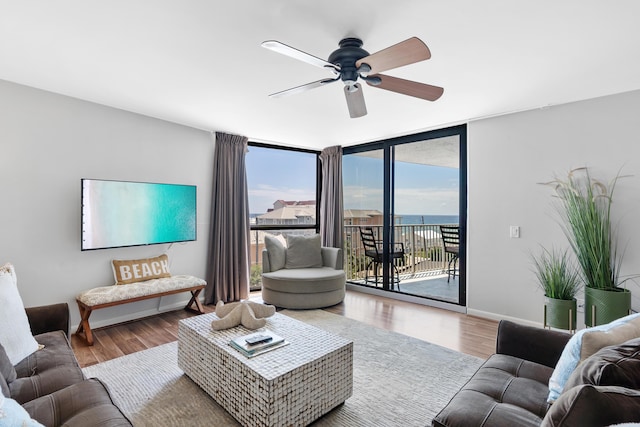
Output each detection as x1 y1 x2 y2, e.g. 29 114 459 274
75 275 206 345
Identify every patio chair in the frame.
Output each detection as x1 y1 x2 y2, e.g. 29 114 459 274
439 225 459 283
359 227 405 290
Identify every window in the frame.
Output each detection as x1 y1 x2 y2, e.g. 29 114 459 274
246 143 320 289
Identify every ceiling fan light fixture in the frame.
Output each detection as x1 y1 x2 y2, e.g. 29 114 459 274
345 82 359 92
262 36 442 118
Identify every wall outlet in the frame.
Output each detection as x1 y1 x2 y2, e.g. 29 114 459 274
577 298 585 313
509 225 520 238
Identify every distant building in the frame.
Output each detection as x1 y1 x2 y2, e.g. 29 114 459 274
256 200 316 226
343 209 384 226
271 199 315 211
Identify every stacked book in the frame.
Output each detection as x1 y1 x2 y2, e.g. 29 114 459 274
229 330 288 358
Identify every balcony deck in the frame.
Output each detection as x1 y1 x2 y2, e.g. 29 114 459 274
344 224 460 304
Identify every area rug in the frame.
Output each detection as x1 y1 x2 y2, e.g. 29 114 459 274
83 310 483 426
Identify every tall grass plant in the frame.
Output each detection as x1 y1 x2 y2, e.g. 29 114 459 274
542 167 624 291
532 247 581 300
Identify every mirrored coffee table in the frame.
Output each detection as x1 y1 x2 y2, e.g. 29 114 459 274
178 312 353 427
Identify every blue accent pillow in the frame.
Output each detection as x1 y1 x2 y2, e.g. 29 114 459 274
0 394 45 426
548 312 640 403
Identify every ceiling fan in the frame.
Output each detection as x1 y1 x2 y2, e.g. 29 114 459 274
261 37 444 118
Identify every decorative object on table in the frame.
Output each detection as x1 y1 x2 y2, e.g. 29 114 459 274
531 247 581 331
541 167 633 326
229 329 288 358
210 300 276 330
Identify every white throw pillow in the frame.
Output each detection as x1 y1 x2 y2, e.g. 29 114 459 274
0 263 40 365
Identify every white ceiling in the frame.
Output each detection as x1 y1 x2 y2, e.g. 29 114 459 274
2 1 640 151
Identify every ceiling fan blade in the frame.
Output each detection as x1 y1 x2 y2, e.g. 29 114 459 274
367 74 444 101
356 37 431 75
262 40 339 74
344 84 367 118
269 77 339 98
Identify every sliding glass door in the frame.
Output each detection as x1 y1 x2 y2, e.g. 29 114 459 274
343 125 467 306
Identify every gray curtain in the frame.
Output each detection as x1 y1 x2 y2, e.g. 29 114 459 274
205 132 250 304
319 145 344 250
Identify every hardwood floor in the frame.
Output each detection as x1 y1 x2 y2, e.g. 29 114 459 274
71 290 498 368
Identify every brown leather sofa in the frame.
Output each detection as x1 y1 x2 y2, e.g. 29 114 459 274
1 303 132 426
433 320 640 427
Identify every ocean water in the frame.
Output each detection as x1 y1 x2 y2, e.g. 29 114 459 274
395 214 459 225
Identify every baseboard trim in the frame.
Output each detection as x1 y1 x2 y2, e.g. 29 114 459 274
466 308 542 328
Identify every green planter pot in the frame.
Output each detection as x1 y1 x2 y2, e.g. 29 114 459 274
585 287 631 327
544 297 577 331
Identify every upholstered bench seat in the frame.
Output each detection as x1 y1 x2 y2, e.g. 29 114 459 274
76 275 205 307
75 275 205 345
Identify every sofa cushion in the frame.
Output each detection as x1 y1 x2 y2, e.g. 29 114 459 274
0 343 17 397
264 234 287 271
22 378 132 427
432 354 553 427
564 337 640 391
547 312 640 402
541 385 640 427
11 331 84 404
0 263 40 365
112 254 171 285
262 267 345 293
285 234 323 269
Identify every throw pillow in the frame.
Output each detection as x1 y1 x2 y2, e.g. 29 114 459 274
264 235 287 271
0 394 45 426
581 316 640 362
0 263 40 365
547 312 640 403
541 385 640 427
285 234 323 269
564 337 640 391
112 254 171 285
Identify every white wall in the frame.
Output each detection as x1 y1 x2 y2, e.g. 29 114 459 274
467 89 640 326
0 80 214 330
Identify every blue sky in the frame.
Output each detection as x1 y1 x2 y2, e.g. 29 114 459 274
246 146 317 213
247 146 459 215
342 154 459 215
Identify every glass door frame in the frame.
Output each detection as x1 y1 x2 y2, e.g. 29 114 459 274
343 124 467 306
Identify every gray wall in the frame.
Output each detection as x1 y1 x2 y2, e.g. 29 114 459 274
0 80 213 330
467 89 640 326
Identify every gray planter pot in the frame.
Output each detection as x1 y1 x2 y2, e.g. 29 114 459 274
544 297 577 331
585 286 631 327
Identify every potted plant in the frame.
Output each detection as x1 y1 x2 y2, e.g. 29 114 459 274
543 167 631 326
532 247 581 330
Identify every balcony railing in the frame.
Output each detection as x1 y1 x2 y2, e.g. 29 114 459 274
344 224 458 283
249 224 458 290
